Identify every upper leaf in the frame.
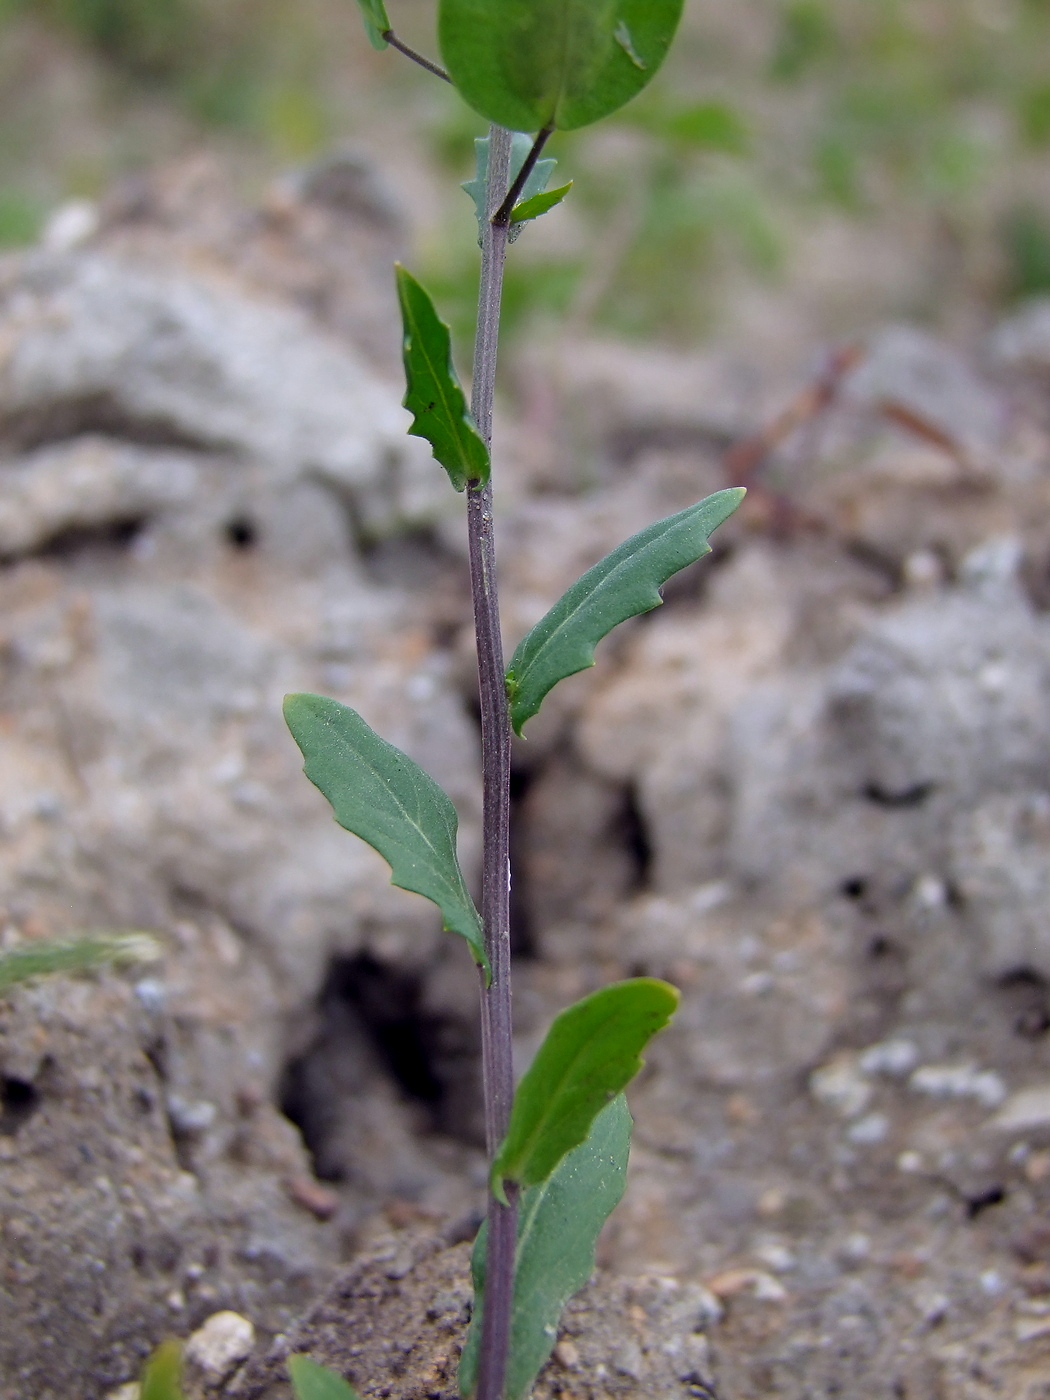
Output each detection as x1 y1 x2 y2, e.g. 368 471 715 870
459 1095 632 1400
438 0 685 133
140 1341 183 1400
288 1356 363 1400
353 0 390 49
284 693 487 976
396 265 490 491
0 931 161 994
462 133 559 244
506 487 745 735
510 182 573 224
490 978 677 1201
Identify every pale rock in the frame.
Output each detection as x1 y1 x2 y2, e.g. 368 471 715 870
909 1064 1006 1108
988 1085 1050 1133
184 1310 256 1382
809 1054 872 1120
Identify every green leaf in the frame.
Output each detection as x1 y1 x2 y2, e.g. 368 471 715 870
462 132 558 244
140 1340 184 1400
395 265 490 491
0 932 161 994
288 1355 363 1400
491 978 677 1201
459 1096 632 1400
511 182 573 223
506 487 745 735
284 693 487 977
438 0 685 133
353 0 390 49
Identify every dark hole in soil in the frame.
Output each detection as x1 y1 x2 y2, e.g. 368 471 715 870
997 967 1050 1039
867 933 900 960
280 953 483 1178
224 515 258 550
0 1076 40 1135
0 393 212 456
862 780 935 809
966 1185 1006 1218
618 783 653 892
841 875 869 900
6 515 148 566
329 954 443 1103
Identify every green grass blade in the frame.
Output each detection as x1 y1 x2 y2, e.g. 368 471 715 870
396 265 490 491
353 0 390 49
491 979 677 1201
288 1355 364 1400
510 182 573 224
284 693 487 977
460 1095 632 1400
439 0 685 133
0 932 161 994
140 1340 184 1400
506 487 745 735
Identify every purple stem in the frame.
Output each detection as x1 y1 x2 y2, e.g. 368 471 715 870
466 125 518 1400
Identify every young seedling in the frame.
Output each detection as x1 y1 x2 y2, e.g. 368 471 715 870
278 3 746 1398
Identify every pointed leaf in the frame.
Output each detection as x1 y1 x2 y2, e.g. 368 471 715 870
0 932 161 994
289 1356 363 1400
460 1096 632 1400
353 0 390 49
284 693 487 976
439 0 685 133
491 979 677 1201
140 1341 184 1400
463 133 558 243
510 182 573 224
506 487 744 735
395 265 490 491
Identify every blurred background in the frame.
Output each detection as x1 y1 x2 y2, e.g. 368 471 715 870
5 0 1050 357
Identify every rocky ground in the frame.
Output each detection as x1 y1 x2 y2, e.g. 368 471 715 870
5 157 1050 1399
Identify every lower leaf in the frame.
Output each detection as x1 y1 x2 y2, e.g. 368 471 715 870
459 1095 632 1400
288 1355 364 1400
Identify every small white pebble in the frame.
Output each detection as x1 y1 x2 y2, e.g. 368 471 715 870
914 1289 950 1325
847 1112 889 1145
859 1039 919 1078
41 199 100 252
688 880 733 914
912 875 947 910
185 1310 255 1381
755 1242 796 1273
166 1095 218 1135
840 1232 871 1264
990 1086 1050 1133
909 1064 1006 1108
1016 1316 1050 1343
897 1150 924 1174
980 1270 1004 1296
104 1385 140 1400
134 978 166 1012
809 1055 872 1119
553 1340 579 1370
